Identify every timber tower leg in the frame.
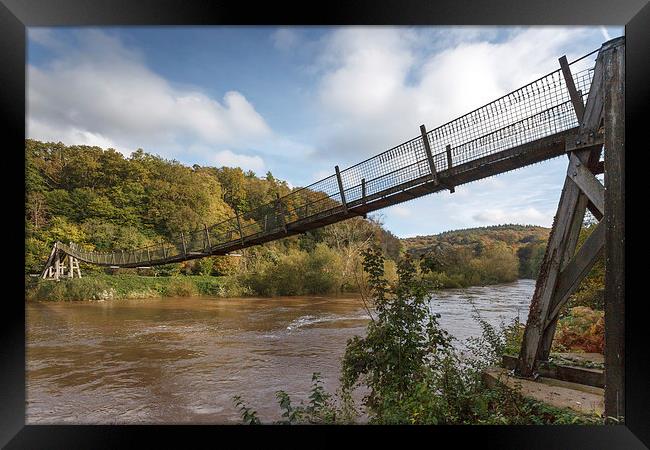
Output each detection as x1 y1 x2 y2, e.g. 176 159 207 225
516 37 624 422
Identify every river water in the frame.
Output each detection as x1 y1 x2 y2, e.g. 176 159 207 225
26 279 534 424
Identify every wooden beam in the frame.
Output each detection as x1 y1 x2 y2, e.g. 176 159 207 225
545 221 605 327
517 149 592 376
603 39 625 423
580 53 605 132
559 55 585 122
54 254 60 281
335 165 348 214
41 244 58 279
568 153 605 216
420 124 437 180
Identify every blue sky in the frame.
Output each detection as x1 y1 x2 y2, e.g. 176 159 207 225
27 26 623 237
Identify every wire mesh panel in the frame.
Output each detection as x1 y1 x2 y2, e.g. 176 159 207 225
58 53 597 267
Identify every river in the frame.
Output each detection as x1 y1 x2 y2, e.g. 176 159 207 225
26 279 534 424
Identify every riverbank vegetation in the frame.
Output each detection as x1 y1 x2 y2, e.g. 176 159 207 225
232 248 603 425
25 139 401 298
26 140 552 301
25 273 248 301
406 224 549 288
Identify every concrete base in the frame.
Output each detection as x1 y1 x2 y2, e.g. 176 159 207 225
483 367 604 416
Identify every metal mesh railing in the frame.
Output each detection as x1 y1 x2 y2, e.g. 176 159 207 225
57 53 597 267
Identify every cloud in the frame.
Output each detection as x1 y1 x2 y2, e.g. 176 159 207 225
472 207 547 225
312 27 598 165
271 28 300 51
27 29 272 158
600 26 611 41
388 205 412 217
212 149 265 173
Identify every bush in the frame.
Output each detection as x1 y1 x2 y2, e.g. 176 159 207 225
553 306 604 353
193 276 248 297
154 263 181 277
196 257 214 276
26 277 114 301
163 277 198 297
240 244 343 296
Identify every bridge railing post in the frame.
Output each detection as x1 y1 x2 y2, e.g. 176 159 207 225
420 124 437 182
445 144 455 193
335 165 348 214
559 55 586 122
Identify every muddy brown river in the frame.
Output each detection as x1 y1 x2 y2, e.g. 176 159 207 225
26 279 534 424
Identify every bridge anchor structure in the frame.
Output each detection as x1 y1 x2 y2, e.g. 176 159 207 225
41 242 82 280
40 37 625 422
514 37 624 422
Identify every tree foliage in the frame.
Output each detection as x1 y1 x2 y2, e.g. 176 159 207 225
25 139 401 284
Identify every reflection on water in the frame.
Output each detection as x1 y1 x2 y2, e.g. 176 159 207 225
26 279 534 424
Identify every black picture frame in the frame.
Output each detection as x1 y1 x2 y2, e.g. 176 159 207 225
2 0 648 447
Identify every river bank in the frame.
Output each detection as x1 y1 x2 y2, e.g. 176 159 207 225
25 273 538 302
25 274 249 301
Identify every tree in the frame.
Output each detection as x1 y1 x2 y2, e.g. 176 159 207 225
341 248 453 422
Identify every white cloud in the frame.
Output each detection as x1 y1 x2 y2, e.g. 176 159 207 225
472 206 547 225
212 149 265 173
600 26 611 41
387 205 412 217
27 29 272 158
312 27 598 164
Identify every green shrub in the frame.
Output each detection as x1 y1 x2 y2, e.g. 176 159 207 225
163 277 198 297
26 277 114 301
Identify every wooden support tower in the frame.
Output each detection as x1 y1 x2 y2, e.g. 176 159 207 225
516 37 624 422
41 243 82 280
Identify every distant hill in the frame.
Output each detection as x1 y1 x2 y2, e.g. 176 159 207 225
401 224 551 284
402 224 550 257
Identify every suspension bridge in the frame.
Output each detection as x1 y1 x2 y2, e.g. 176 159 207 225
40 37 625 421
45 45 596 273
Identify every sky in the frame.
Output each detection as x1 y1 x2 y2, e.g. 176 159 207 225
26 25 623 237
